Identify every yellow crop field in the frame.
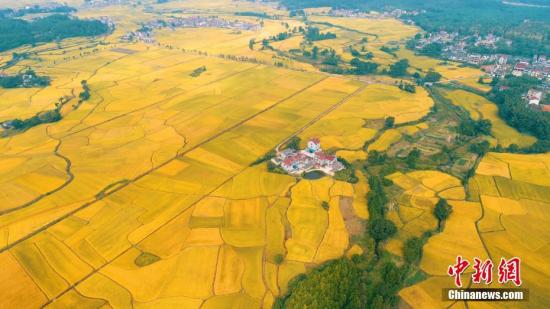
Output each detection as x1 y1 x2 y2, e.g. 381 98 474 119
154 18 313 71
408 170 462 192
286 179 331 262
318 83 434 125
395 49 490 92
399 276 457 309
368 129 402 152
2 1 547 308
476 153 512 178
0 31 379 305
444 90 536 147
421 200 488 275
308 16 419 45
403 153 550 308
488 152 550 187
386 171 463 258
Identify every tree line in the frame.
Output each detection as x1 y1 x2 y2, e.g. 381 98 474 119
0 14 110 52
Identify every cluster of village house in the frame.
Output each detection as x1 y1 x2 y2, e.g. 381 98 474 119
412 31 549 110
309 8 420 25
122 16 260 43
271 138 344 176
84 0 133 7
413 31 550 81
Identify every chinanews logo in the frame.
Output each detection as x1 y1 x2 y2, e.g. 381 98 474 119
443 256 529 302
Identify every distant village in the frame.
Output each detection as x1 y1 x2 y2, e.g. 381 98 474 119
122 16 261 44
412 31 550 81
312 8 421 24
271 138 344 176
84 0 133 8
410 31 549 111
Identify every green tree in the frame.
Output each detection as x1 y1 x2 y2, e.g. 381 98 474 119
369 218 397 256
0 14 110 52
389 59 409 77
312 46 319 60
469 140 490 156
420 42 443 57
368 150 387 165
384 116 395 128
423 70 442 83
403 237 423 265
458 119 492 136
434 198 452 231
406 149 421 169
281 259 363 308
274 254 284 265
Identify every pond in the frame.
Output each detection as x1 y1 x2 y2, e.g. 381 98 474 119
302 171 325 180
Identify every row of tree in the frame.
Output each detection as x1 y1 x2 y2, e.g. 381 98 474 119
0 14 110 52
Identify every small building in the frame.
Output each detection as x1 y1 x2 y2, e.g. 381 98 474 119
306 138 321 154
527 89 543 105
273 138 344 176
497 54 508 65
316 152 336 166
515 61 529 71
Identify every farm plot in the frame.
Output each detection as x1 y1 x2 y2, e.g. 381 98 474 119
401 153 550 308
299 83 434 151
1 69 367 308
0 47 331 248
395 49 491 92
444 90 536 147
385 171 468 259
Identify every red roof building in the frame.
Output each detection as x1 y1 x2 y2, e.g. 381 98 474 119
514 62 529 71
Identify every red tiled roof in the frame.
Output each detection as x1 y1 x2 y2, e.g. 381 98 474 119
515 62 529 70
542 105 550 112
283 153 307 166
309 137 320 144
316 152 335 161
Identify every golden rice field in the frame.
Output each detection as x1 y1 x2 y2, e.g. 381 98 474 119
308 16 419 46
385 170 468 259
395 49 491 92
400 153 550 308
1 2 547 308
0 28 389 305
444 89 537 147
298 84 433 151
0 19 437 305
303 16 418 69
154 18 314 72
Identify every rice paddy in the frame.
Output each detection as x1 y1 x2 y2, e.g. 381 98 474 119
444 90 537 147
400 153 550 308
0 26 375 306
0 1 546 308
